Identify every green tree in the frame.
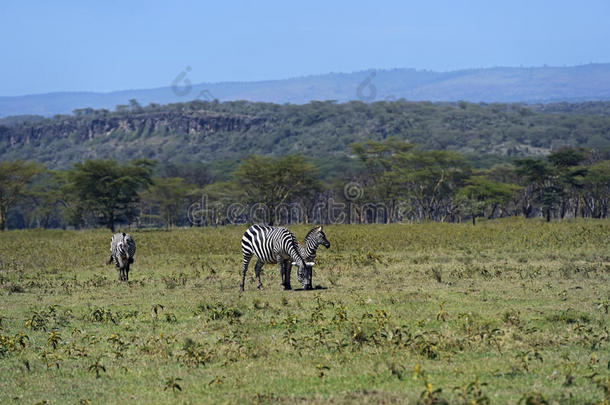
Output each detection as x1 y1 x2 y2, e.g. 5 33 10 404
351 139 470 222
233 155 321 225
458 175 520 225
584 160 610 217
140 177 192 228
21 170 66 228
0 160 44 230
68 159 154 231
515 158 559 221
351 138 415 221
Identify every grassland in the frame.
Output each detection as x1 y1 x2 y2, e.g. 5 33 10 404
1 218 609 404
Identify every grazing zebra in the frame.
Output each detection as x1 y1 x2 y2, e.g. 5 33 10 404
240 224 312 291
283 226 331 287
107 233 136 281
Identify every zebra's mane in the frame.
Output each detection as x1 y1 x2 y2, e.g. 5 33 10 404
304 227 320 242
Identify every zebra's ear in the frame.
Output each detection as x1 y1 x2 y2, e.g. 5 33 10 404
317 226 323 231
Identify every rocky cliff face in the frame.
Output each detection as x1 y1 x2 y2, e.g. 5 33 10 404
1 110 269 148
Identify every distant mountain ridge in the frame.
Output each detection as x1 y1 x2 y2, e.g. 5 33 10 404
1 64 610 117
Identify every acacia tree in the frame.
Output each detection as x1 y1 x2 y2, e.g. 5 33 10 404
351 139 471 222
140 177 192 228
20 170 66 229
583 160 610 217
351 138 415 222
0 160 44 230
547 148 588 218
68 159 154 231
233 154 321 225
400 150 470 221
457 175 521 225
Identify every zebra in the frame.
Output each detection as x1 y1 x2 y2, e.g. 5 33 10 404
240 224 313 291
107 232 136 281
282 226 331 288
298 226 331 262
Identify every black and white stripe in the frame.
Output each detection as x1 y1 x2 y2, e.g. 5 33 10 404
240 224 311 291
107 232 136 281
298 226 331 263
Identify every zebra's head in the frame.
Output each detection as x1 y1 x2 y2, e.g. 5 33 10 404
308 226 330 249
295 260 313 290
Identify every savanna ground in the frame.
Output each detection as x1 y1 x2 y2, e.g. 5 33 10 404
0 219 609 404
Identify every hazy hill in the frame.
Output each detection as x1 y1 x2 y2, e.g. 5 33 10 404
1 64 610 117
2 100 610 170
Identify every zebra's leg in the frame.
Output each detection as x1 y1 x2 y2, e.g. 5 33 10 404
280 259 291 290
241 253 252 291
279 260 286 288
107 255 114 265
254 260 264 290
284 260 292 290
125 263 129 281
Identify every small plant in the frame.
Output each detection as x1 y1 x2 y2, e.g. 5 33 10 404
316 363 330 378
596 298 610 314
25 311 49 331
389 362 406 380
282 313 298 348
503 309 521 326
332 306 348 330
151 303 165 317
88 357 106 378
418 378 448 405
40 349 61 369
349 320 369 347
518 391 549 405
516 350 543 372
412 332 440 359
252 299 269 310
430 267 443 283
208 376 225 386
47 330 61 350
107 333 129 358
453 376 489 405
589 373 610 402
86 307 118 324
164 376 182 394
179 338 211 367
436 302 448 322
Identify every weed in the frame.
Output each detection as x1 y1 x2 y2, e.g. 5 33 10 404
88 357 106 378
178 338 211 367
163 376 182 394
86 307 118 324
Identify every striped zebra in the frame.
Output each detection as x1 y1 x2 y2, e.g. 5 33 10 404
107 232 136 281
240 224 312 291
281 226 331 287
298 226 331 262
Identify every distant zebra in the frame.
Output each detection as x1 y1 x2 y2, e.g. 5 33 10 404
240 224 312 291
107 233 136 281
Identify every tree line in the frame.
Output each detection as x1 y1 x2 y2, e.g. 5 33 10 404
3 99 610 170
1 139 609 231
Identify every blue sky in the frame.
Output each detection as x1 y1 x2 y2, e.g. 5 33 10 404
0 0 608 96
